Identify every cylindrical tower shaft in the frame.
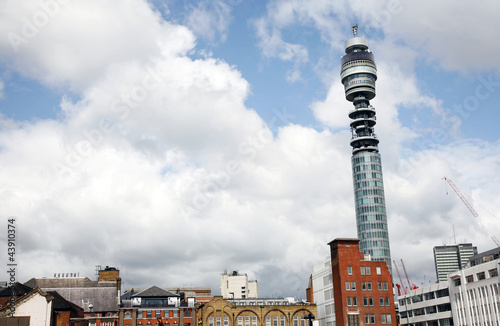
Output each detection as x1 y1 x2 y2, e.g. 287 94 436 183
341 25 392 273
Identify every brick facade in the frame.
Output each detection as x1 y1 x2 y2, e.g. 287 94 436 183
196 297 317 326
329 239 396 326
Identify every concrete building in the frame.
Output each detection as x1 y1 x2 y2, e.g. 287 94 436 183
329 238 396 326
340 25 392 270
448 252 500 326
398 282 453 326
434 244 477 282
307 260 335 326
398 247 500 326
220 271 258 299
196 296 317 326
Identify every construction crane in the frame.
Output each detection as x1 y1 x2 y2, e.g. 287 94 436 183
401 259 418 290
442 176 500 247
393 260 407 295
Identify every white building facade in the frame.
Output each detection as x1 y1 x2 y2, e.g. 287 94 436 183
310 259 335 326
220 271 258 299
448 258 500 326
398 282 453 326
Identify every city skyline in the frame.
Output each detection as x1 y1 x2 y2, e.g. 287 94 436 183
1 0 500 296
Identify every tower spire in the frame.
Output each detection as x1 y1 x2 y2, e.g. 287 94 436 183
340 26 392 273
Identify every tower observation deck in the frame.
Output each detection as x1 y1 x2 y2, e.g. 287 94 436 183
340 25 392 273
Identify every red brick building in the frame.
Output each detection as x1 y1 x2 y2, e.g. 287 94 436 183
119 286 195 326
329 238 396 326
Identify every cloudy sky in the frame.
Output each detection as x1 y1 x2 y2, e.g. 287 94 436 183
1 0 500 297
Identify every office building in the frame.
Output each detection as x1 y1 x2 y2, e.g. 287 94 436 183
448 249 500 326
433 243 477 282
329 238 396 326
340 25 392 270
398 282 453 326
220 271 258 299
307 260 335 326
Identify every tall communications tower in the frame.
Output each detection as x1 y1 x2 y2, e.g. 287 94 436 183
340 25 392 272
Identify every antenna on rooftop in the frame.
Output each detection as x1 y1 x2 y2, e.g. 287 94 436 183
352 24 358 37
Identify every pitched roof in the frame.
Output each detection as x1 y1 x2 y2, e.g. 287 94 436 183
25 278 116 288
133 286 179 298
47 291 84 313
24 278 118 313
0 288 52 313
0 282 33 297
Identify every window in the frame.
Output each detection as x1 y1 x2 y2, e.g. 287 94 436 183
224 317 229 326
266 317 271 326
125 311 131 319
381 314 386 324
238 317 243 326
217 318 221 326
489 269 499 277
370 315 375 324
185 310 191 318
346 281 351 291
280 316 284 326
362 282 367 290
348 266 353 275
376 267 381 275
385 297 390 306
252 317 256 326
477 272 486 280
245 317 250 326
293 316 298 326
365 315 370 324
383 282 388 291
466 275 474 283
360 267 365 275
209 318 214 326
147 311 152 318
367 282 372 291
352 297 357 306
156 311 161 318
454 279 461 286
347 297 352 306
351 281 356 291
386 314 391 324
379 297 385 306
366 267 371 275
378 282 383 291
273 316 277 326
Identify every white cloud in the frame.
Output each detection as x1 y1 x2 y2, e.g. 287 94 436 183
0 79 4 99
2 0 500 297
0 0 195 92
185 1 232 43
352 0 500 72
